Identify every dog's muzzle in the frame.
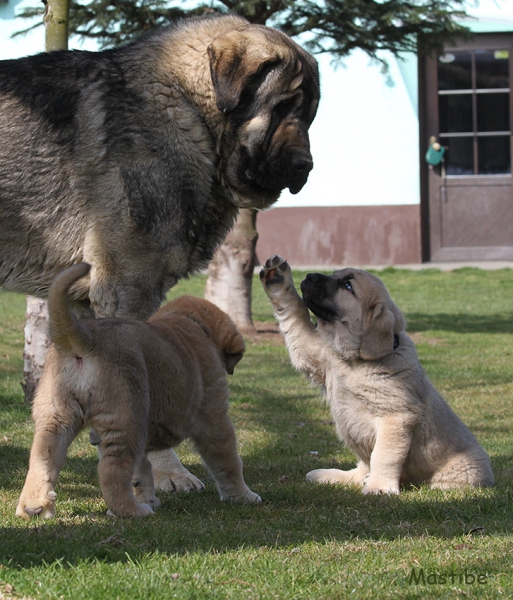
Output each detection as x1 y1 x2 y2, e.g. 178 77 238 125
246 148 313 195
300 273 338 322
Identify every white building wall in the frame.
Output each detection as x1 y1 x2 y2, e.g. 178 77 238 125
2 0 513 213
276 50 420 209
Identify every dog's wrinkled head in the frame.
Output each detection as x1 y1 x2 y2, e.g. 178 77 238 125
300 269 405 361
208 24 320 209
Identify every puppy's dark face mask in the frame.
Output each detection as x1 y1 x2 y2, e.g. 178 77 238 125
301 269 405 361
300 271 357 323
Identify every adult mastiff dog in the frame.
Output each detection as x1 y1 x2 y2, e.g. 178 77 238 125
0 14 320 491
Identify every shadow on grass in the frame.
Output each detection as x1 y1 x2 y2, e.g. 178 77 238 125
1 333 511 568
1 409 511 568
1 478 511 568
405 312 513 334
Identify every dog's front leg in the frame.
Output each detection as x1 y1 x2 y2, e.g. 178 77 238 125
363 414 414 495
147 448 205 493
260 255 326 381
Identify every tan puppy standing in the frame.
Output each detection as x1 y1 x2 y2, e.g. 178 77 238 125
260 255 493 494
17 264 260 519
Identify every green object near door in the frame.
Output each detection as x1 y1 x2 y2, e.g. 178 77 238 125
425 138 445 166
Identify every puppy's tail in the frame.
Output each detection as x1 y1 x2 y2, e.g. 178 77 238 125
48 263 94 356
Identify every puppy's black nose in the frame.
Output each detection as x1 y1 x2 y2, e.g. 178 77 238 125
305 272 324 283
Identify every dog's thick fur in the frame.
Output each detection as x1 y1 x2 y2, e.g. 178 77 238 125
0 15 319 316
17 264 260 519
0 14 319 491
260 255 494 494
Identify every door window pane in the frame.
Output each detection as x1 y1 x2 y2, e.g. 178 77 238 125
475 50 509 89
439 94 473 133
438 52 472 90
445 137 474 175
477 93 510 131
478 136 511 174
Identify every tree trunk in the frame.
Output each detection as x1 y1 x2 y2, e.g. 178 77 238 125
204 208 258 333
22 0 70 403
43 0 70 52
22 298 51 403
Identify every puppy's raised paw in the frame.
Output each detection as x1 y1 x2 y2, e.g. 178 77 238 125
260 255 292 289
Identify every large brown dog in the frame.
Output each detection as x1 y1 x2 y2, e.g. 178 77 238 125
17 264 260 519
0 15 319 490
260 255 494 494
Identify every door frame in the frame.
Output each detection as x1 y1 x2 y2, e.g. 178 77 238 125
419 33 513 262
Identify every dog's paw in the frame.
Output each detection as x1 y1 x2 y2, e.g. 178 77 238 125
362 475 400 495
259 255 294 295
153 469 205 493
221 488 262 504
106 502 154 518
147 449 205 493
16 489 57 520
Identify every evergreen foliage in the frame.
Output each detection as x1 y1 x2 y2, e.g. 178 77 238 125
15 0 471 61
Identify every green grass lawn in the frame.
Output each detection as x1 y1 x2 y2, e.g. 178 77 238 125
1 267 512 599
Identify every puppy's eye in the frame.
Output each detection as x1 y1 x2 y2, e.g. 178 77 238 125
342 280 353 291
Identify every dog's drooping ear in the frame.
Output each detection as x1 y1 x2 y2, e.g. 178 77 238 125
359 301 405 361
224 351 244 375
208 31 279 113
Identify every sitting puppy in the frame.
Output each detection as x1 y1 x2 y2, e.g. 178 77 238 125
17 263 260 519
260 255 493 494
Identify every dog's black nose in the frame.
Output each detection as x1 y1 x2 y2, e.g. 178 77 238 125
291 154 313 175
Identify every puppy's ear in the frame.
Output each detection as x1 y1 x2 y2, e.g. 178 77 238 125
224 351 244 375
208 32 278 113
359 302 404 360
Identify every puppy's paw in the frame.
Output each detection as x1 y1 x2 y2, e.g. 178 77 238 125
307 468 346 485
16 489 57 520
153 469 205 493
259 255 294 297
134 489 161 511
362 475 400 495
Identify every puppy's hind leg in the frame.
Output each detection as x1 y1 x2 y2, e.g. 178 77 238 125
17 418 79 520
306 461 370 487
98 434 154 518
193 415 261 504
132 454 161 511
95 401 154 518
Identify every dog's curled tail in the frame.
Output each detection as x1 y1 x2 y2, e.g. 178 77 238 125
48 263 94 356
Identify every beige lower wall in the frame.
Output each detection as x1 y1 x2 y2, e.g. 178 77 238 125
256 205 422 267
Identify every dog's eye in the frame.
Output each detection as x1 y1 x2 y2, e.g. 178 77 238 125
274 97 296 118
342 280 353 291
